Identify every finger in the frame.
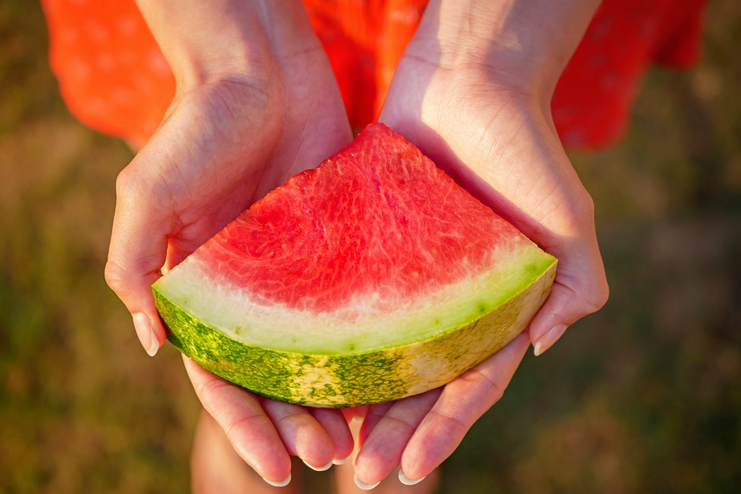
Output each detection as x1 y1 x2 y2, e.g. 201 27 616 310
183 356 292 484
354 390 441 485
260 399 336 471
357 402 394 448
309 408 355 464
400 332 530 481
105 163 173 356
530 237 609 356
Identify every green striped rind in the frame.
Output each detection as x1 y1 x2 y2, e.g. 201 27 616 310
153 260 556 408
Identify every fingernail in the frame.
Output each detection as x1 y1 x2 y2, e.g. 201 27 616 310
354 474 380 490
262 473 291 487
303 458 333 471
133 312 159 357
399 469 426 485
534 324 568 356
333 455 351 465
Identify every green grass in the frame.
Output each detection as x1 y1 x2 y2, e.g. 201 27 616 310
1 0 740 493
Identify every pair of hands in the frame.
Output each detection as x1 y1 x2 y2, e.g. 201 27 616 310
105 0 607 487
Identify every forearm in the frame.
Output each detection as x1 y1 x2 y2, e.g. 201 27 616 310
410 0 601 96
134 0 318 88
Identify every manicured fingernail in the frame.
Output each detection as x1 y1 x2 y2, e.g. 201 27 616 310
262 473 291 487
303 458 333 471
399 469 425 485
354 474 380 490
133 312 159 357
333 455 351 465
534 324 568 356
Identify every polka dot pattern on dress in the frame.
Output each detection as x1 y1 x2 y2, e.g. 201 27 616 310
41 0 707 149
41 0 175 146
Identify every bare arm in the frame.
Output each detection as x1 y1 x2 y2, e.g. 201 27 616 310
355 0 608 485
105 0 354 485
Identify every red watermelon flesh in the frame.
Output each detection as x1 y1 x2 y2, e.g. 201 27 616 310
202 124 518 314
152 123 557 407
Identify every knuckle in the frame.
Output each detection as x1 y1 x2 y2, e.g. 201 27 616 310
272 409 306 429
572 187 596 226
196 376 231 403
382 414 418 435
593 279 611 310
223 414 262 442
583 277 610 314
104 260 126 294
114 166 141 200
115 163 164 208
429 409 468 434
461 369 504 403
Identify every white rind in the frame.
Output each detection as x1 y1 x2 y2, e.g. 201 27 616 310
153 259 557 407
155 241 548 354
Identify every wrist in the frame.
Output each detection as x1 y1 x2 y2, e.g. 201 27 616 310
135 0 319 91
408 0 600 102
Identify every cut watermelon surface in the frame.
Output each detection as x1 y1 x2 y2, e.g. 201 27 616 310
153 123 556 407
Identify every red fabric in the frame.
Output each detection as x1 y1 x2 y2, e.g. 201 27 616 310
552 0 707 148
41 0 175 146
40 0 707 150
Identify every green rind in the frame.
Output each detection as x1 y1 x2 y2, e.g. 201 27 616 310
153 260 557 408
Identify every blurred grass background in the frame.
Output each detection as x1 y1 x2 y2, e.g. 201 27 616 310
1 1 740 493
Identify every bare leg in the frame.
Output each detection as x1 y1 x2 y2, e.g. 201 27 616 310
191 409 439 494
333 418 440 494
191 409 302 494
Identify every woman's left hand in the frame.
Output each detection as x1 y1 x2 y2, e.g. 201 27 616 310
352 0 607 485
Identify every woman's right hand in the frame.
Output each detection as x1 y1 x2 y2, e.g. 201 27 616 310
105 0 355 485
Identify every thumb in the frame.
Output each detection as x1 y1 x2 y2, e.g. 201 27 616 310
529 236 609 356
105 164 172 356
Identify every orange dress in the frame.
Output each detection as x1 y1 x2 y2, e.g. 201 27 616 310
40 0 706 149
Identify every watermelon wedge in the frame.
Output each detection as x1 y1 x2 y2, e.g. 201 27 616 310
153 124 556 407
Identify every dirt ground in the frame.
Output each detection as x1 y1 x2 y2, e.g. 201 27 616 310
1 1 740 493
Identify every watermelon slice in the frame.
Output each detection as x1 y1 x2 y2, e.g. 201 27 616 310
153 124 556 407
